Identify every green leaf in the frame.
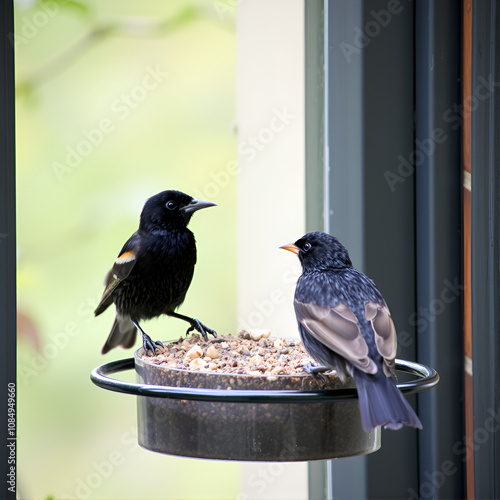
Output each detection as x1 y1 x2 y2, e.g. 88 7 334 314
38 0 93 17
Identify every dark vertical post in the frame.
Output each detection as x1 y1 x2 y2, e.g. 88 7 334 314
0 1 17 500
325 2 367 498
471 1 500 498
326 0 417 498
305 0 325 235
305 1 328 498
325 0 364 265
415 1 464 499
360 1 418 498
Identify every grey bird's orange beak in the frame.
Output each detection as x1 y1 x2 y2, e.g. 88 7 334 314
279 243 300 255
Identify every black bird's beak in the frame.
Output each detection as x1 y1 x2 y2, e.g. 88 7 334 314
183 199 217 215
280 243 300 255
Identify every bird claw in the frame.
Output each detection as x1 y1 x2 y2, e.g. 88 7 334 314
186 319 217 341
303 362 328 388
142 334 164 356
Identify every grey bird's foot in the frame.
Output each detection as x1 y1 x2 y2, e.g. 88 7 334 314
303 362 328 388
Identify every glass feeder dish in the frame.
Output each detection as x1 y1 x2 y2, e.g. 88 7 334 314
91 344 439 462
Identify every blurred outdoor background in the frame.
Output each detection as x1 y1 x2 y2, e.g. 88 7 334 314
16 0 239 498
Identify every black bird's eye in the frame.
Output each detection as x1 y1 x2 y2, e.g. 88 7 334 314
303 242 312 252
166 201 177 210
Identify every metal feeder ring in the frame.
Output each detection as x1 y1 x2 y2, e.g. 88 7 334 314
91 351 438 462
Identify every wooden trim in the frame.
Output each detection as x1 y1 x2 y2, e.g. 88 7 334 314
462 1 473 497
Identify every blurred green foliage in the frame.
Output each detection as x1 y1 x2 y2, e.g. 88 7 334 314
16 0 238 498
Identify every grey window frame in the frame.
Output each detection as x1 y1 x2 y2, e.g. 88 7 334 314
304 1 489 498
1 2 17 500
2 1 500 499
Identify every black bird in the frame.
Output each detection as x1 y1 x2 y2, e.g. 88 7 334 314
281 231 422 431
95 190 217 355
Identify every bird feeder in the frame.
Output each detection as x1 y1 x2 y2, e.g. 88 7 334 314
91 342 439 462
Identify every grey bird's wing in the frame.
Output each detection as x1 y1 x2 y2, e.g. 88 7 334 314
364 301 397 377
295 299 397 377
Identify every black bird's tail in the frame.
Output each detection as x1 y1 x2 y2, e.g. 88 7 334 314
353 369 422 431
101 316 137 354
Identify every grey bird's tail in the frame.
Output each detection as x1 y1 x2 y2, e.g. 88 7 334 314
353 369 423 431
101 316 137 354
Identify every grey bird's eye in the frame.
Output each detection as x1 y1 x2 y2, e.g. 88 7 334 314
166 201 177 210
303 242 312 251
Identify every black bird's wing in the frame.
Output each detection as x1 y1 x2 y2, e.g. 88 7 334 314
294 299 397 377
94 233 140 316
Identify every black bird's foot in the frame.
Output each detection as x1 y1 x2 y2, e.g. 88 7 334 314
186 319 217 341
141 333 164 356
303 362 328 388
167 311 217 341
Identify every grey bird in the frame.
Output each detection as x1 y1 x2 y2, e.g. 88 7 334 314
281 231 422 431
